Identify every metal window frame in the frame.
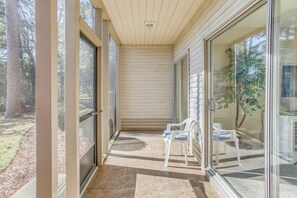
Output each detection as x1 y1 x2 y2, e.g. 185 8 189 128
78 33 98 192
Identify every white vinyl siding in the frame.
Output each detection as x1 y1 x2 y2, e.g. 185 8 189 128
120 46 174 130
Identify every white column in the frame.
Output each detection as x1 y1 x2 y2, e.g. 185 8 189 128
102 20 109 156
95 9 102 40
95 8 103 166
35 0 58 197
65 0 80 197
116 46 121 131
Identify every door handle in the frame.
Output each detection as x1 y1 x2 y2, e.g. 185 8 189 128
92 110 103 116
210 98 216 112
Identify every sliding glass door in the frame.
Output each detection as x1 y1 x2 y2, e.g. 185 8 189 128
209 4 267 197
270 0 297 196
79 37 97 190
174 56 189 122
208 1 297 197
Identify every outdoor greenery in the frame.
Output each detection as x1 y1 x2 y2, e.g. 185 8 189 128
0 0 36 117
215 32 266 130
0 115 34 171
0 0 61 175
0 0 94 196
0 0 95 173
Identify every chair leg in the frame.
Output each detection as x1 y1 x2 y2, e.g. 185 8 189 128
164 141 168 166
165 141 171 167
215 140 219 165
189 137 193 155
235 138 241 166
181 143 183 155
184 142 188 165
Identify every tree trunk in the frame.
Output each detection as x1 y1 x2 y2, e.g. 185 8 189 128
235 101 239 127
237 113 246 128
5 0 22 118
260 110 264 141
235 100 246 129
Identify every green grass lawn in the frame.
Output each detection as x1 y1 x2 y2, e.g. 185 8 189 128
0 115 35 171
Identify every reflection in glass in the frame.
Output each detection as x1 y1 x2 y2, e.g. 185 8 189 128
109 36 117 139
273 0 297 196
79 37 96 189
210 5 266 197
79 39 95 116
80 0 95 30
57 0 66 196
79 117 95 158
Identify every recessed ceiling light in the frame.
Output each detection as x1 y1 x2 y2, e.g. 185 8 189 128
144 20 156 30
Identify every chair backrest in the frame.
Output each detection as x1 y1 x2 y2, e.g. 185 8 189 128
182 118 195 131
190 121 203 152
190 121 201 135
213 123 222 130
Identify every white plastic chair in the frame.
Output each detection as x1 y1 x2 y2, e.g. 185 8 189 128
213 123 241 165
162 118 198 166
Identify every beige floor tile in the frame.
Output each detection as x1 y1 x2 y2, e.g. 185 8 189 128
122 188 136 198
83 188 124 198
134 184 159 198
83 131 219 198
124 173 137 188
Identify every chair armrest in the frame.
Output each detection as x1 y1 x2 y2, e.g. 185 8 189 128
170 130 190 140
198 133 203 145
218 129 237 139
166 122 184 130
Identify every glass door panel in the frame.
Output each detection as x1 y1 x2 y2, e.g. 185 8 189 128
109 36 117 139
174 62 182 122
79 37 97 190
181 57 189 121
174 56 189 123
79 117 96 184
209 5 266 197
271 0 297 196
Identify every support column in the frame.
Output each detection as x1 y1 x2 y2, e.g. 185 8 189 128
95 8 103 166
116 46 121 131
95 9 102 40
65 0 80 197
35 0 58 197
102 20 109 157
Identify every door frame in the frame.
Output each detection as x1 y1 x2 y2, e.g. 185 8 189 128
173 54 190 123
79 34 98 191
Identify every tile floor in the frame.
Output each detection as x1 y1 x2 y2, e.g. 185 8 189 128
82 131 219 198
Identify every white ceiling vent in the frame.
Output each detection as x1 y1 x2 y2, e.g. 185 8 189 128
144 20 156 30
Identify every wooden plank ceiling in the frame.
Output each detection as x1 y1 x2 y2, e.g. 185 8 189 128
102 0 205 45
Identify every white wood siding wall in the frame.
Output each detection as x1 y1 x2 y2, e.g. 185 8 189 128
173 0 260 161
189 73 199 121
120 46 174 130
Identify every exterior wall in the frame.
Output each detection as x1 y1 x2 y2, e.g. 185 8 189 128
173 0 260 142
119 45 174 130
